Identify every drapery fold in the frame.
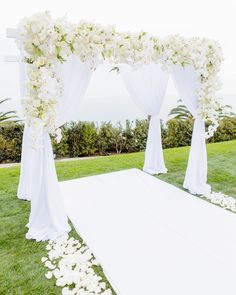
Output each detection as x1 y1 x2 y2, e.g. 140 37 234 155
18 55 92 240
121 63 168 174
25 130 71 241
18 58 213 242
17 126 32 201
17 60 32 200
172 65 211 194
56 55 92 127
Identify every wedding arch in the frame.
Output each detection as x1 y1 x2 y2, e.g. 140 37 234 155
14 12 223 241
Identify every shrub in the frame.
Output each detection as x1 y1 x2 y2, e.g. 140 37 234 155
110 123 126 154
52 126 70 158
133 119 149 151
97 122 116 155
0 117 236 163
123 120 136 153
163 119 193 148
0 135 8 163
209 117 236 143
66 122 98 157
0 122 23 163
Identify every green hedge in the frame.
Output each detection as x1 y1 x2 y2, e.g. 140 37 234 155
163 119 193 148
0 122 24 163
0 117 236 163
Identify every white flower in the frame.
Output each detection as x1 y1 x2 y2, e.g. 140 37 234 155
201 191 236 213
17 11 223 145
45 271 53 279
62 287 76 295
53 268 61 278
45 260 55 269
41 257 48 263
56 277 67 287
42 235 113 294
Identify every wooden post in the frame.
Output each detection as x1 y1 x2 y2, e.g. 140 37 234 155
5 28 20 63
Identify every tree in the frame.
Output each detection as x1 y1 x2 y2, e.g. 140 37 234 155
169 99 236 121
111 123 126 154
218 104 236 118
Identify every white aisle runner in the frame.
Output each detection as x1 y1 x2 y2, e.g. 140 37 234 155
60 169 236 295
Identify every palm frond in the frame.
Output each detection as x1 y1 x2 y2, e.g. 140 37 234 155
0 98 19 123
168 99 193 121
0 98 12 105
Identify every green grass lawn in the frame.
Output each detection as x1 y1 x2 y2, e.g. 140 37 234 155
0 140 235 294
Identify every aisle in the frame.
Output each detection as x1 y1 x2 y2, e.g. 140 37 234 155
60 169 236 295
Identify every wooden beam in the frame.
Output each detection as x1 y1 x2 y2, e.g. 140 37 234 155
4 56 20 62
5 28 19 62
6 28 17 38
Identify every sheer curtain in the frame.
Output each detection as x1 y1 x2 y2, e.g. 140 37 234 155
17 60 32 200
18 55 92 241
56 55 92 126
121 63 169 174
172 65 211 195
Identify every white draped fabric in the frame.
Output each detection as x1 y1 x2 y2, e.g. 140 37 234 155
18 55 92 240
121 63 169 174
17 60 32 200
61 169 236 295
18 57 213 241
17 126 33 201
172 65 211 195
25 130 71 241
56 55 92 126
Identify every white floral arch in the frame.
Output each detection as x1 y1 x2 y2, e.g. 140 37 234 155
16 12 223 241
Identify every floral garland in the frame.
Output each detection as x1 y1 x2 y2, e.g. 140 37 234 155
200 191 236 213
42 234 113 295
17 11 223 145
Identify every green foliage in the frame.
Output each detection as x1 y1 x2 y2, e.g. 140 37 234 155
52 126 70 158
66 122 98 157
133 119 149 151
97 122 115 155
209 117 236 143
218 104 236 118
0 98 19 122
163 118 193 148
168 99 193 120
168 99 236 121
0 117 236 163
0 122 23 163
123 120 136 153
110 122 126 154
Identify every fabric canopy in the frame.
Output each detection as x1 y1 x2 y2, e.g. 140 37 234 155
18 60 211 241
56 55 92 127
121 63 168 174
18 55 92 241
172 65 211 195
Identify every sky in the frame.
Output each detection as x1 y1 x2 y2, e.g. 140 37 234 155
0 0 236 124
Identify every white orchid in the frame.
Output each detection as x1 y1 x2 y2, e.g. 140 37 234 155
17 11 223 147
